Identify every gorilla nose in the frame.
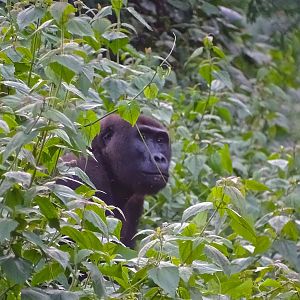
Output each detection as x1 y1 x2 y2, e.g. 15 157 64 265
153 153 168 167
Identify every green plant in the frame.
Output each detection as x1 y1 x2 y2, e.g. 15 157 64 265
0 0 300 299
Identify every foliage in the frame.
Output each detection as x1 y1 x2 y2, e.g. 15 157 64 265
0 0 300 299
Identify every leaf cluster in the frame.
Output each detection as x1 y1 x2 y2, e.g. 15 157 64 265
0 0 300 299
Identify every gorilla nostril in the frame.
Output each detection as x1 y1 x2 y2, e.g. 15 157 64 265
153 154 167 164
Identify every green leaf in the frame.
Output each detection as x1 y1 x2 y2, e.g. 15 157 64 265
227 208 257 244
1 80 30 93
217 106 232 124
245 179 270 192
268 215 291 234
43 108 77 133
267 159 288 170
109 37 129 54
1 256 32 284
52 54 83 74
102 31 127 41
117 100 140 126
67 17 94 37
254 236 271 254
182 202 213 223
192 260 222 274
184 154 206 178
224 186 245 214
230 257 255 274
44 247 70 269
212 46 225 58
219 144 233 174
101 77 128 100
83 262 106 298
92 18 111 34
144 83 159 99
112 0 123 11
0 119 9 133
204 245 231 275
51 184 83 204
94 6 112 19
213 70 233 91
31 262 63 286
0 64 15 80
74 167 97 190
61 226 102 250
273 239 300 272
50 2 76 24
184 47 204 67
46 62 75 84
148 264 179 297
0 219 19 242
260 278 281 288
4 171 32 187
78 110 100 145
222 278 253 298
35 196 59 221
22 288 80 299
3 130 38 161
17 6 45 30
126 7 152 31
84 210 109 237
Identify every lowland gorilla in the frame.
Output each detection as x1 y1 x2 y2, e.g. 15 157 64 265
60 114 171 247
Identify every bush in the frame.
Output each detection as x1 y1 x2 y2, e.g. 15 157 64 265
0 0 299 298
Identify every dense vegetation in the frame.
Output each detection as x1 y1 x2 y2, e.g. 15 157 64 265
0 0 300 298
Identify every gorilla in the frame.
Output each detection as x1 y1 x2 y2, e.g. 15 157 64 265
60 114 171 247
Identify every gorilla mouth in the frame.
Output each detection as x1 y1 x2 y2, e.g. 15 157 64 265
142 171 169 179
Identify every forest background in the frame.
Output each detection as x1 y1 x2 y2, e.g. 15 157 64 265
0 0 300 299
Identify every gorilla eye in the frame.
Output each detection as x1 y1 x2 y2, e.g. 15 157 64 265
157 137 164 143
102 129 113 142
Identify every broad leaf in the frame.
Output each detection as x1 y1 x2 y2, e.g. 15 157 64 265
144 83 159 99
17 6 45 30
67 17 94 37
3 130 38 161
204 245 231 275
83 262 106 298
148 264 179 297
117 100 140 126
1 256 32 284
50 2 76 24
0 219 19 242
182 202 213 223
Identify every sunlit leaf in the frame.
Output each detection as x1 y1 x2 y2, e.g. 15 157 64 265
31 262 63 286
144 83 159 99
204 245 231 275
127 7 152 31
182 202 213 223
17 6 45 30
50 2 76 24
67 17 94 37
117 100 140 126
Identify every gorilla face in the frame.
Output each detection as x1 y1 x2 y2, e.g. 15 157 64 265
93 114 171 195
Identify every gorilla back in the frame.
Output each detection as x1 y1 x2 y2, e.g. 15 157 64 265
60 114 171 247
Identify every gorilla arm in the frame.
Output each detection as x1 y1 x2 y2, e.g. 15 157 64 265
120 195 145 248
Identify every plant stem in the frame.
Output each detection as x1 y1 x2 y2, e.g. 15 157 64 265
28 20 40 86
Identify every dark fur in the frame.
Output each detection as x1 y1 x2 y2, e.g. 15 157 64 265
60 114 171 247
